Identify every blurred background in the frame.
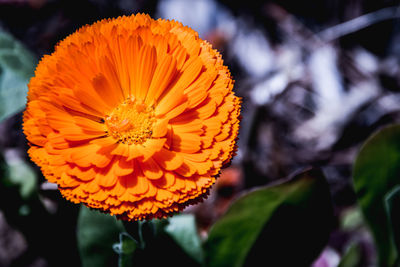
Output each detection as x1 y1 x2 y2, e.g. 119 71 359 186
1 0 400 266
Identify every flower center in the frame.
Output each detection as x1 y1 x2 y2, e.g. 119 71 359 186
105 97 155 145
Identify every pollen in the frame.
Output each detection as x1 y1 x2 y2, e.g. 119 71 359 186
105 97 155 145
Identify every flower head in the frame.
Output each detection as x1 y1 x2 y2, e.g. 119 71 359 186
23 14 241 221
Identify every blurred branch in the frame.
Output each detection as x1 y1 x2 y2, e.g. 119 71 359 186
318 6 400 42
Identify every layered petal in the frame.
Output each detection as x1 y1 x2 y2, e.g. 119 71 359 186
23 13 241 221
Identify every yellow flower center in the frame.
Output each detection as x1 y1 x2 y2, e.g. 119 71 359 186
105 97 155 145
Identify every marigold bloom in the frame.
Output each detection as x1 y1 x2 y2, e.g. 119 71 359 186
23 14 241 221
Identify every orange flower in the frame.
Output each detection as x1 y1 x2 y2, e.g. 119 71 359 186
23 14 241 221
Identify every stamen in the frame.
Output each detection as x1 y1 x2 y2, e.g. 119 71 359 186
105 97 155 145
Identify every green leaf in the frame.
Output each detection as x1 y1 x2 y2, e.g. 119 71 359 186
4 150 37 199
204 168 333 267
0 31 36 121
165 214 204 264
338 242 362 267
121 218 202 266
77 205 125 267
114 233 137 254
353 124 400 266
113 233 137 267
340 206 364 231
385 185 400 260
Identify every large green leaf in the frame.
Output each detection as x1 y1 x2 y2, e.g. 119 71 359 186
353 124 400 266
0 31 36 121
165 214 204 264
204 168 333 267
77 205 125 267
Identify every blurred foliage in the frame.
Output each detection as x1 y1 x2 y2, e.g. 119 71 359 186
113 233 137 267
386 185 400 260
0 29 83 267
77 206 124 267
204 168 333 267
4 152 37 200
164 214 204 264
75 169 333 267
353 124 400 266
0 154 80 266
0 31 36 121
340 206 364 231
338 242 362 267
76 208 201 267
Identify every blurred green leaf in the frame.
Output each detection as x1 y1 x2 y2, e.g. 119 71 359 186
353 124 400 266
385 185 400 260
338 242 362 267
113 233 137 254
113 233 137 267
340 207 364 231
0 31 36 121
77 205 125 267
204 168 333 267
121 218 201 267
165 214 204 264
4 150 37 199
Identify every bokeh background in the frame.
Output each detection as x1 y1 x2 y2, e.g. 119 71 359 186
1 0 400 266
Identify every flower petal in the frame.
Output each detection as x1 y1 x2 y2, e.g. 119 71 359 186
92 72 122 108
171 133 201 153
153 148 183 170
96 164 118 187
126 173 150 196
136 138 166 161
134 45 157 100
145 54 177 105
152 171 176 189
114 157 134 177
152 118 169 138
140 158 163 180
155 56 204 116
